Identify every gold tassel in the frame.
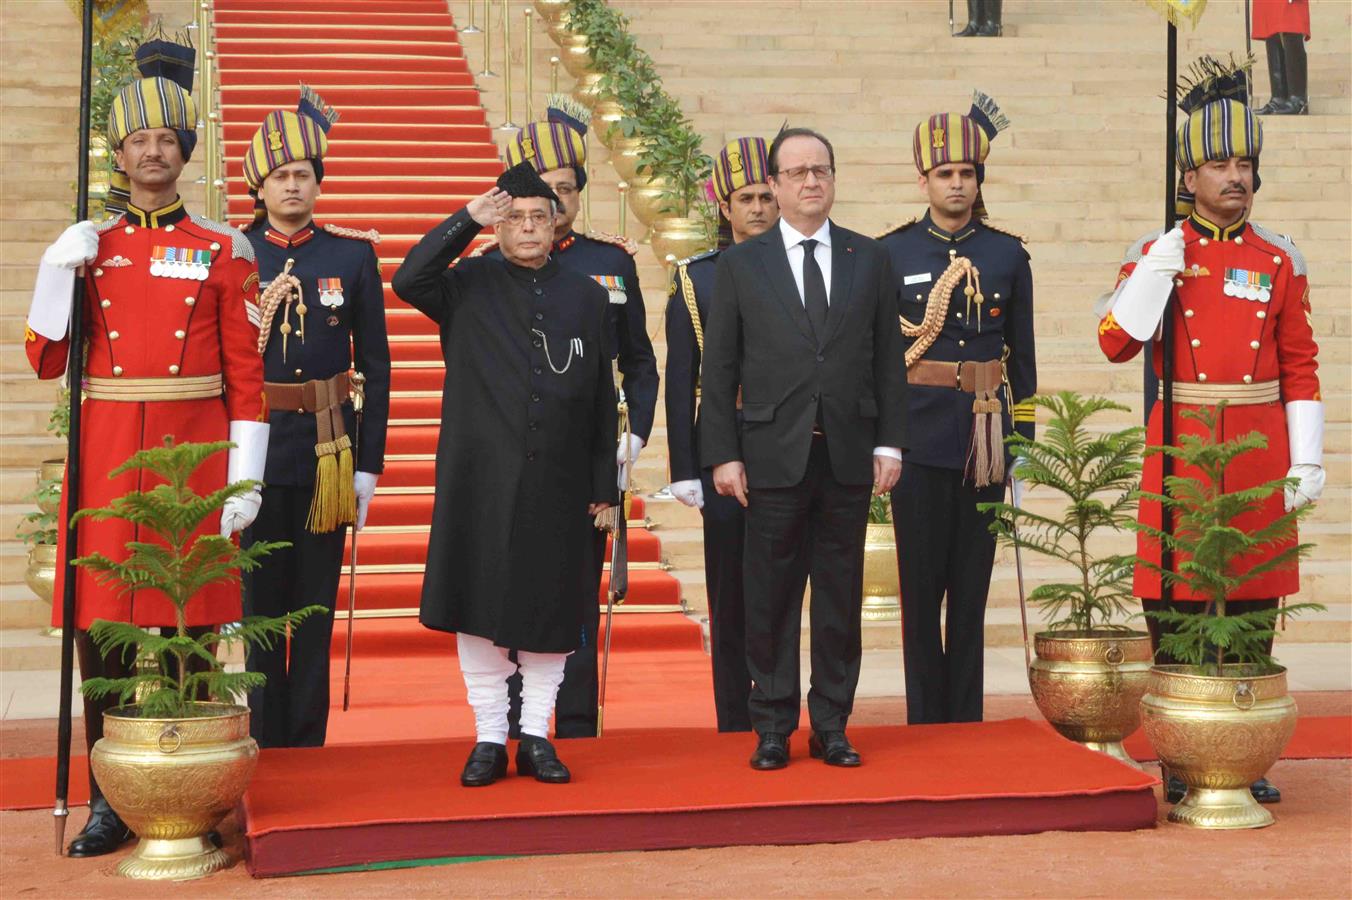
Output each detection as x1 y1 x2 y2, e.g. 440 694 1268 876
336 437 356 526
966 394 1005 488
307 450 339 533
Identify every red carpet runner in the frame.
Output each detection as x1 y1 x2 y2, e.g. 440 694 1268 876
213 0 680 615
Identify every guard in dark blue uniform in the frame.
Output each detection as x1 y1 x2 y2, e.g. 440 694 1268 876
240 87 391 748
880 92 1035 725
665 137 778 732
474 96 658 738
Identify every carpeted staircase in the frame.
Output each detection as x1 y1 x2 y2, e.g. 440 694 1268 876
213 0 680 614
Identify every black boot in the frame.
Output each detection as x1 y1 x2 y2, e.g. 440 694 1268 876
1250 777 1282 804
956 0 981 36
1256 36 1291 114
1281 33 1308 115
977 0 1002 36
460 742 508 787
67 796 133 858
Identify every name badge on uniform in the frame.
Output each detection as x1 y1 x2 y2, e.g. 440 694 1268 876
592 274 627 305
903 272 933 286
150 246 211 281
1223 268 1271 303
318 277 345 308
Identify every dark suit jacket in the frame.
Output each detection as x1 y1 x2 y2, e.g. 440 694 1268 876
699 221 908 489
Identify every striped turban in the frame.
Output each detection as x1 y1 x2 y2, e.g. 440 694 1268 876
912 90 1008 219
242 84 340 191
105 35 197 218
1173 57 1262 216
712 137 769 204
506 94 589 189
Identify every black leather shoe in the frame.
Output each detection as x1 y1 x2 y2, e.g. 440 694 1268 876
1250 778 1281 804
1164 773 1187 804
460 742 508 787
750 732 790 770
516 736 571 784
67 798 133 858
809 730 862 767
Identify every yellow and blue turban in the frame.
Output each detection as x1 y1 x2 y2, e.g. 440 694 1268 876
712 137 769 204
912 90 1008 219
107 36 198 157
242 84 339 191
1174 57 1262 217
506 94 589 189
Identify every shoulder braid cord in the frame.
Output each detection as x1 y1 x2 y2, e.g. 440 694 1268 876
256 258 304 359
899 255 982 368
677 263 704 395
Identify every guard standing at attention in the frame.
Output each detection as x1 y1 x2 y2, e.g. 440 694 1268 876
879 91 1036 726
240 85 391 748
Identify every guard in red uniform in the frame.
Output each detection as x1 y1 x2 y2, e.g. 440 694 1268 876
1097 64 1323 805
1253 0 1311 115
23 36 267 857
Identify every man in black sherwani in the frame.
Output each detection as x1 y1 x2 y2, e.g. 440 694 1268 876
391 163 617 788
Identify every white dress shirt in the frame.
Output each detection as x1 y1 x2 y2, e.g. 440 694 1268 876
777 220 900 462
780 218 833 305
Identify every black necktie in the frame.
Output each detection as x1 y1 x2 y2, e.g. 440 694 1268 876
800 238 828 339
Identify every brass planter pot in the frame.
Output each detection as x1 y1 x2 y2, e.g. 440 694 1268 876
1029 630 1151 769
546 13 576 44
93 703 258 879
25 542 58 604
609 134 650 184
626 176 674 226
861 522 900 621
592 99 626 148
557 33 594 77
1141 665 1297 829
572 71 604 109
649 216 712 267
534 0 569 23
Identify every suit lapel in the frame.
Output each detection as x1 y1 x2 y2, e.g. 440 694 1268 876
756 231 815 346
821 223 856 349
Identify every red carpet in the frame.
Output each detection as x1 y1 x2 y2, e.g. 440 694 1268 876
240 720 1160 877
213 0 682 613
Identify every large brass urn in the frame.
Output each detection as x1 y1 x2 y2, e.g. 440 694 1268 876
861 522 900 621
608 134 650 184
1029 630 1151 768
92 703 258 879
1141 665 1297 829
649 216 711 267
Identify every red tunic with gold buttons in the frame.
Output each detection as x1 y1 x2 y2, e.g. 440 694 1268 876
25 199 265 628
1098 214 1320 600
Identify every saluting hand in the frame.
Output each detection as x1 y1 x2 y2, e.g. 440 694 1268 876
467 188 513 227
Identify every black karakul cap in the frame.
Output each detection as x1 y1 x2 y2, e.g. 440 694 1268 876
495 160 561 203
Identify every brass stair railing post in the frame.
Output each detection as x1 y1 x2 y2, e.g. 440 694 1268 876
196 0 223 222
523 7 534 123
461 0 481 34
497 1 517 130
477 0 497 77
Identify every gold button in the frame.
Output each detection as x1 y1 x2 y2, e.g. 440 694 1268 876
100 299 111 309
184 296 195 306
915 294 922 300
1243 375 1253 384
1198 237 1208 246
1174 279 1184 287
169 364 180 375
1250 340 1260 350
112 365 123 376
94 268 103 278
1184 309 1195 318
958 340 966 347
1190 338 1200 348
124 226 134 235
1198 372 1207 382
174 329 185 339
993 293 1001 300
1273 256 1282 265
108 330 120 340
1257 310 1267 319
164 224 175 233
956 312 964 319
210 241 221 251
1234 236 1243 245
295 369 303 377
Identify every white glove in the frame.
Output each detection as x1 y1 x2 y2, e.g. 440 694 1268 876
221 420 270 536
616 433 644 491
354 472 378 530
670 479 704 509
1110 226 1186 341
220 490 262 537
42 221 99 269
1284 464 1324 512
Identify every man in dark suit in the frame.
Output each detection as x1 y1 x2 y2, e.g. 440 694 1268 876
700 127 908 770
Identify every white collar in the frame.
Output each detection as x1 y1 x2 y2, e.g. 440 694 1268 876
779 217 832 251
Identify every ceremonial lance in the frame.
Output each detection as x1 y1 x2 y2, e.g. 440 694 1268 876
597 388 630 737
342 371 366 711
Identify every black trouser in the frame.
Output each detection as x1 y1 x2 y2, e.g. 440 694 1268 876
76 625 213 803
744 436 869 736
892 462 1003 725
701 468 752 732
243 484 346 748
1142 597 1279 665
508 516 603 739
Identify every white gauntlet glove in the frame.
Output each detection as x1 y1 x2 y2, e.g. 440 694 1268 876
617 434 644 491
1284 400 1325 512
1110 226 1185 341
670 479 704 509
354 472 378 530
220 420 270 537
28 222 100 342
43 221 99 269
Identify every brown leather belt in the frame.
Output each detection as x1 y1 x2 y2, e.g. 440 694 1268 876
908 358 1002 393
264 371 352 414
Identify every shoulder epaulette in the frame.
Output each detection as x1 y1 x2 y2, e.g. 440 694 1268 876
1248 222 1308 278
96 216 124 234
676 248 719 267
467 238 499 259
874 218 917 240
981 220 1027 244
585 230 638 257
322 223 381 245
187 213 254 263
1122 227 1165 266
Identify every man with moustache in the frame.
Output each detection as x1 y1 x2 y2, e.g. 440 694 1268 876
1097 67 1322 805
701 128 908 769
393 163 617 787
240 86 391 749
879 92 1036 726
23 35 266 855
665 137 778 732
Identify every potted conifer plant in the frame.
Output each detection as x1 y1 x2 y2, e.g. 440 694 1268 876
979 392 1152 768
73 438 319 879
1136 403 1321 829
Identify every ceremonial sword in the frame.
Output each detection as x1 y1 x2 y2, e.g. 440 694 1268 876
342 371 366 712
1009 474 1032 675
597 387 630 737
